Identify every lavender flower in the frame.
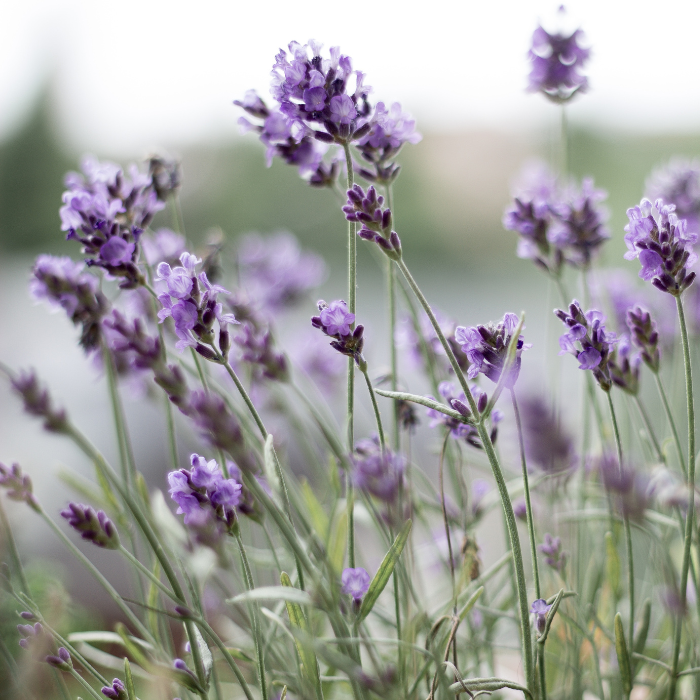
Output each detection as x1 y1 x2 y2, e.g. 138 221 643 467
624 198 697 295
11 370 69 433
45 647 72 671
101 679 128 700
168 453 243 540
513 498 528 521
31 255 108 352
60 503 120 549
530 599 552 635
341 567 370 603
503 164 609 273
237 232 327 311
626 305 661 372
142 228 186 267
608 335 641 395
343 185 402 259
597 453 650 521
646 158 700 234
455 312 528 387
352 437 405 503
17 622 44 649
311 300 365 368
0 463 39 511
538 533 566 572
556 301 617 391
527 22 590 103
61 156 164 288
355 101 422 184
156 251 238 355
234 323 288 382
518 395 575 475
172 658 201 692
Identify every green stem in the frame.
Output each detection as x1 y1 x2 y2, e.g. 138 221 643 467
605 391 635 668
395 256 534 694
343 143 357 572
386 184 400 451
654 372 687 476
67 668 106 700
669 295 696 700
0 497 30 595
235 529 267 700
633 395 665 463
119 545 180 603
362 369 385 449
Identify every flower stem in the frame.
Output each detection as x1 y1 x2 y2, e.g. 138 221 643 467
605 391 635 665
633 395 664 464
654 372 686 476
386 183 400 451
343 143 357 570
361 369 385 449
394 256 535 694
669 295 696 700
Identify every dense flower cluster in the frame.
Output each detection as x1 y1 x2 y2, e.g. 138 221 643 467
11 370 69 434
168 454 243 540
455 312 528 388
556 301 618 391
0 462 39 511
343 184 402 259
624 198 697 295
608 335 641 395
527 23 590 102
311 300 365 368
503 164 609 274
101 678 128 700
597 454 649 521
60 156 165 287
60 502 120 549
539 533 566 572
156 251 238 354
626 305 661 373
17 621 44 650
352 436 405 503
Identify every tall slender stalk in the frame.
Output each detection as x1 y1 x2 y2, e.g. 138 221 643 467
394 256 535 693
386 184 400 451
343 143 357 570
362 368 385 449
669 296 696 700
654 372 686 476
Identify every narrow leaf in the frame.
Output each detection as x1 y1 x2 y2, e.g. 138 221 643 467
358 519 412 622
538 588 564 644
124 657 136 700
263 434 281 497
193 624 213 683
228 586 313 606
633 599 651 655
448 676 532 699
328 507 347 575
614 612 632 695
605 531 620 595
375 390 465 422
300 479 329 540
458 586 484 622
281 572 321 692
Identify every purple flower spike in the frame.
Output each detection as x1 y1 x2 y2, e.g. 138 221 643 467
646 158 700 235
527 18 590 103
352 436 405 504
101 678 128 700
167 453 244 545
17 622 44 649
312 300 366 368
455 312 529 388
530 598 552 635
31 255 108 353
11 370 69 434
60 503 120 549
343 184 401 259
341 567 370 603
624 198 697 296
538 533 566 573
626 305 661 373
45 646 72 671
555 301 617 391
0 463 40 511
597 453 649 521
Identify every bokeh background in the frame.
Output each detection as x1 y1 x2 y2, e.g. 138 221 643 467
2 0 700 694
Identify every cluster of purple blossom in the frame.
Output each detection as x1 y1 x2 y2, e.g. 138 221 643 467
503 163 609 274
311 299 365 368
168 454 243 542
235 40 420 186
352 436 405 504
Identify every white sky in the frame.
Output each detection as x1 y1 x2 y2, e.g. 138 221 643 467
2 0 700 154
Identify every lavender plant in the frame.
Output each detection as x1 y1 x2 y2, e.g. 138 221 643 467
2 27 700 700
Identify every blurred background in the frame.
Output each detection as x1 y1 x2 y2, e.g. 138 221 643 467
2 0 700 693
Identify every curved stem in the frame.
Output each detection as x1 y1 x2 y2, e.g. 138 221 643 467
633 395 664 464
362 369 385 449
395 256 534 693
670 295 696 700
605 391 635 667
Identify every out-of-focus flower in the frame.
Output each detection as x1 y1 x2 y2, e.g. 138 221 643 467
31 255 108 352
539 533 566 572
101 678 128 700
597 453 649 522
608 334 641 395
60 503 120 549
11 370 69 434
527 21 590 103
646 158 700 234
142 228 186 267
624 198 697 296
341 567 370 603
530 598 552 635
352 436 405 503
0 462 39 511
